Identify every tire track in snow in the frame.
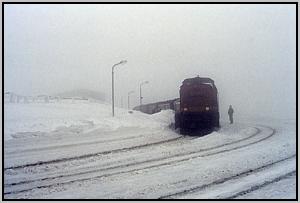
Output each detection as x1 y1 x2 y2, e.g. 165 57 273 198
158 155 296 199
5 126 274 195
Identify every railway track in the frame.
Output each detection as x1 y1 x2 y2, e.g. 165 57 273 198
4 125 275 196
5 132 157 155
4 126 255 172
4 134 183 170
4 127 259 185
158 155 296 199
226 171 296 199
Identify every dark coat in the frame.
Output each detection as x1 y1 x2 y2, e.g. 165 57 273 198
228 107 234 115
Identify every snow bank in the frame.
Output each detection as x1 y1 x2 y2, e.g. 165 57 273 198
4 101 175 140
149 110 175 125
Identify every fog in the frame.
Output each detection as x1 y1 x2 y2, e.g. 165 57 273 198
4 4 296 120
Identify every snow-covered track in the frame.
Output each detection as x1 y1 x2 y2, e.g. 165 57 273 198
226 171 296 199
4 135 183 170
5 133 155 155
158 155 296 199
4 125 276 196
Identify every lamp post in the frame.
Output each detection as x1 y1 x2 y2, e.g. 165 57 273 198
121 96 123 108
127 91 134 110
112 60 127 117
139 81 149 106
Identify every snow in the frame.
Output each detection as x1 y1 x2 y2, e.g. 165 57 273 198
3 100 296 199
235 172 296 199
4 100 171 140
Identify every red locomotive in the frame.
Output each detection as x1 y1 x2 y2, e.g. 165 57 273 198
175 76 220 135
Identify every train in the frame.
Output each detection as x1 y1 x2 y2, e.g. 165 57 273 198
175 76 220 135
133 98 179 114
133 76 220 135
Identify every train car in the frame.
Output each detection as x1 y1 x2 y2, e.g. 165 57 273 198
175 76 220 135
133 99 177 114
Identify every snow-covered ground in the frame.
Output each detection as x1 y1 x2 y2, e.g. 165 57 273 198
3 100 296 199
4 100 171 140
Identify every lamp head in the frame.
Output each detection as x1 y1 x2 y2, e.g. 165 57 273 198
120 60 127 65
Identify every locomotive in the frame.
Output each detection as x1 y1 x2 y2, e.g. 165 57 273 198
175 76 220 135
133 76 220 135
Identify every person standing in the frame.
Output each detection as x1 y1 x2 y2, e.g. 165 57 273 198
228 105 234 124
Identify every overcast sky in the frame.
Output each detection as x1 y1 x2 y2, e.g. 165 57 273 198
4 4 296 120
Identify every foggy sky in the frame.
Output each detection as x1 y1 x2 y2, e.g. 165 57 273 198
4 4 296 120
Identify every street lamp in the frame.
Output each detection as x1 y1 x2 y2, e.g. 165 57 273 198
127 91 134 110
120 96 124 108
112 60 127 117
139 80 149 106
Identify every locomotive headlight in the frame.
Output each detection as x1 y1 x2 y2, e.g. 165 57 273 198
205 106 210 111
